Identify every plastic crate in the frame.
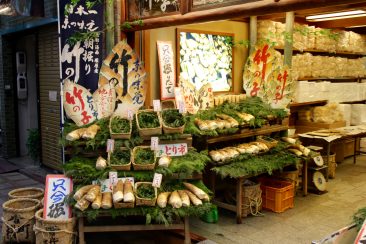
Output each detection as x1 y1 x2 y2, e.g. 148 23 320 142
260 178 294 213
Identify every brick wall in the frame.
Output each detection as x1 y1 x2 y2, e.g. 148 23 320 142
0 36 17 158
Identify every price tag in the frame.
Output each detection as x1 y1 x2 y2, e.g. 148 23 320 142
313 155 324 165
151 137 159 150
178 100 185 114
106 139 115 152
152 173 163 188
109 171 118 186
100 179 112 193
127 109 134 121
153 99 161 112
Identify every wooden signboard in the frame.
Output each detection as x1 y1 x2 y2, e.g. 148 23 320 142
43 175 73 220
191 0 260 11
127 0 181 20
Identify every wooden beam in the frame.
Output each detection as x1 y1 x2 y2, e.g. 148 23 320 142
284 12 294 67
314 16 366 28
249 16 257 53
124 0 366 31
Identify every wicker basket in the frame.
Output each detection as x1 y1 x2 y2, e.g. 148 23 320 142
134 182 157 206
136 109 162 137
109 116 132 139
113 201 135 209
161 100 176 109
132 146 156 171
161 109 185 134
8 187 44 201
2 198 40 243
34 209 76 244
275 168 300 188
109 148 132 171
241 181 262 218
322 153 336 179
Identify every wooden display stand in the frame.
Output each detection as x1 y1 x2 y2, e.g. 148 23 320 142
78 216 191 244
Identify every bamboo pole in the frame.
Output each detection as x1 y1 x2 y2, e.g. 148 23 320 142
284 11 294 67
249 16 257 54
115 0 122 44
106 0 115 53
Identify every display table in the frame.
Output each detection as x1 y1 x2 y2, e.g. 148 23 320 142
78 215 191 244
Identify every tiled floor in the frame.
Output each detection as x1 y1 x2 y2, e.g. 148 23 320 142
190 155 366 244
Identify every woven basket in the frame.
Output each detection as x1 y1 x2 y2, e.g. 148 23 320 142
322 153 336 179
241 181 262 218
275 168 300 188
135 182 157 206
113 201 134 209
161 109 185 134
2 198 40 243
136 109 162 137
161 100 176 109
109 116 132 139
34 209 76 244
132 146 156 171
109 148 132 171
8 187 44 201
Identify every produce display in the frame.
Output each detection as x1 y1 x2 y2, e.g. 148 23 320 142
162 109 185 128
110 148 131 168
137 110 161 128
110 117 131 133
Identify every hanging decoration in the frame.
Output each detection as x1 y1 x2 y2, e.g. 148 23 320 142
99 40 147 117
243 44 294 109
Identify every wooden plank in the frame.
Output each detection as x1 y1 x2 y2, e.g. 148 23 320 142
212 199 237 212
290 100 328 107
83 223 185 232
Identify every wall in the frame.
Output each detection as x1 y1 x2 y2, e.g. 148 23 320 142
145 20 249 104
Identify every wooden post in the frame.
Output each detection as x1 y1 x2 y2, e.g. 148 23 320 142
106 0 115 54
249 16 257 54
114 0 122 44
284 11 294 67
236 177 243 224
184 216 191 244
78 217 85 244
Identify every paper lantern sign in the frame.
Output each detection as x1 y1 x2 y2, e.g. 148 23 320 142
43 175 73 220
243 44 294 109
93 83 116 119
157 41 176 100
63 79 97 126
99 40 147 117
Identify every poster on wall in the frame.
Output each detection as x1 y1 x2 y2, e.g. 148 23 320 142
157 41 176 100
58 0 104 92
127 0 180 20
243 44 294 109
177 29 234 93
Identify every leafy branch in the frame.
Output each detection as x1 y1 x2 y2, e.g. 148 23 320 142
121 20 144 30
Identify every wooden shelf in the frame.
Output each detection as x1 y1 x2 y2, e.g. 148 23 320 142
297 77 364 81
206 124 288 144
290 100 328 107
340 100 366 104
275 47 366 57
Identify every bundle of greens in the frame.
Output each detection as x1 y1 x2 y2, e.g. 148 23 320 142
110 148 131 165
135 148 155 165
136 184 155 199
138 111 160 128
353 207 366 231
162 109 185 128
110 116 130 134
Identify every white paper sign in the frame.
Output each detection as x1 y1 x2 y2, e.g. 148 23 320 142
109 171 118 186
155 143 188 157
152 173 163 188
178 100 186 114
127 109 134 121
49 91 58 102
151 137 159 150
153 99 161 112
157 41 176 100
107 139 115 152
44 175 73 220
100 179 112 193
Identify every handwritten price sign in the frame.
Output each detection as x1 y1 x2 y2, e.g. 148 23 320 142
155 143 188 157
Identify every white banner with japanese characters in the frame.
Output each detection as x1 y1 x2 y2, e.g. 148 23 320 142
157 41 176 100
155 143 188 157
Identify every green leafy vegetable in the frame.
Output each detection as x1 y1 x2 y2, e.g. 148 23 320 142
162 109 185 128
138 111 160 129
353 207 366 231
135 148 155 165
136 184 155 199
111 117 131 134
110 148 131 165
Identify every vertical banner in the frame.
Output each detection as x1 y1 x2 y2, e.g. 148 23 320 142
58 0 104 92
157 41 176 100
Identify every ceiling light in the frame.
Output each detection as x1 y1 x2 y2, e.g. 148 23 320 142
306 10 366 21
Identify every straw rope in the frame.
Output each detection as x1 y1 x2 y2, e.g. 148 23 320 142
243 193 264 217
33 225 77 236
1 216 34 243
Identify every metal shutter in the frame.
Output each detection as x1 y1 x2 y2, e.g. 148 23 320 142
38 25 62 170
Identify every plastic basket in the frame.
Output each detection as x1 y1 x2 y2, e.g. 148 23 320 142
260 178 294 213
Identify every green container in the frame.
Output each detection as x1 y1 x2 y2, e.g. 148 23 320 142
200 205 218 223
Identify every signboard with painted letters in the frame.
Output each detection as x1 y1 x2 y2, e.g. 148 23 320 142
58 0 104 92
157 41 176 100
155 143 188 157
127 0 180 19
44 175 73 220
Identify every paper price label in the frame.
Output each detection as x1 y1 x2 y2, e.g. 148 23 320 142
127 109 134 121
100 179 112 193
151 137 159 150
153 99 161 112
106 139 115 152
152 173 163 188
178 101 185 114
313 155 324 165
109 171 118 186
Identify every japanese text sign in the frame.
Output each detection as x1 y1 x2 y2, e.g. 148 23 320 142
58 0 104 92
355 219 366 244
157 41 176 100
155 143 188 157
44 175 73 220
243 44 294 109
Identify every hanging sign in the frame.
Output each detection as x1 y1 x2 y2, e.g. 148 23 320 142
157 41 176 100
179 79 214 114
243 44 294 109
58 0 104 92
127 0 181 20
99 40 147 118
155 143 188 157
43 175 73 220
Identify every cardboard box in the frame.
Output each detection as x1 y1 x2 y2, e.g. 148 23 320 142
295 120 346 134
332 138 360 163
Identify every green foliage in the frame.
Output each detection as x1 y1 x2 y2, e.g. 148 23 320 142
121 20 144 30
26 128 40 162
353 207 366 231
110 148 131 165
136 184 155 199
162 109 185 128
138 111 160 129
67 31 101 46
111 117 130 134
135 148 155 165
211 142 300 178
